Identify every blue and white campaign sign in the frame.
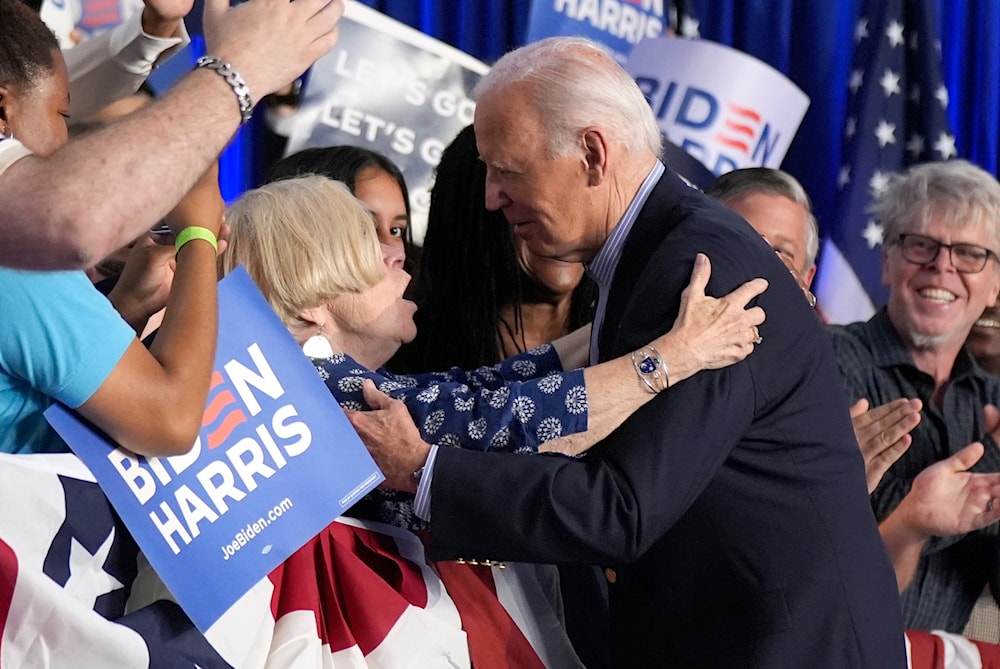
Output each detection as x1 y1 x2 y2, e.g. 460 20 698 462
283 3 489 244
45 268 384 632
625 36 810 176
527 0 672 64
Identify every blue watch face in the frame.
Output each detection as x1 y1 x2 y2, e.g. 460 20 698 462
639 356 658 374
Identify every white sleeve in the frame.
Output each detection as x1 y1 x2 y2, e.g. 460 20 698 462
0 138 32 178
63 11 190 119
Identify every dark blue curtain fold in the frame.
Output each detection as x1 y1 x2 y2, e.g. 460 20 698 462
357 0 531 64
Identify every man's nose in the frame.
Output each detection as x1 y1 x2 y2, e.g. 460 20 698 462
484 175 510 212
926 244 957 272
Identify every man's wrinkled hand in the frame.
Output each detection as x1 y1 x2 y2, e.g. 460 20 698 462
345 380 430 494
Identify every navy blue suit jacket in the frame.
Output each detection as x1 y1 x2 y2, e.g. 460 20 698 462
428 169 905 668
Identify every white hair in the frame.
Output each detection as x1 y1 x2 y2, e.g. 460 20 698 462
474 36 662 159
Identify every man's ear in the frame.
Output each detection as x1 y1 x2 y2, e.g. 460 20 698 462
582 128 608 186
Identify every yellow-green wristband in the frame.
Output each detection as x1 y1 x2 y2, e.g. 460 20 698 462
174 226 218 253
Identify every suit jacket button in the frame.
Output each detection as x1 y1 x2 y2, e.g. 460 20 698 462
604 567 617 584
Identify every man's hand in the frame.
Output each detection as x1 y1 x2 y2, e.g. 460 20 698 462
140 0 193 38
850 398 922 493
880 440 1000 591
202 0 345 100
346 380 431 494
895 442 1000 538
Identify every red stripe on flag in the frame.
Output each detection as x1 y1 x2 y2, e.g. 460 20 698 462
0 538 16 657
906 630 947 669
269 522 423 654
971 638 1000 667
436 561 546 669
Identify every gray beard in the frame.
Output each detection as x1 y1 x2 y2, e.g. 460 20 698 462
908 330 952 350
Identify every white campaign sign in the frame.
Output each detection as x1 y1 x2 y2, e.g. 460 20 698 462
284 3 489 245
626 37 809 175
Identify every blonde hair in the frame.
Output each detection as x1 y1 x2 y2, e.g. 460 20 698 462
220 176 384 335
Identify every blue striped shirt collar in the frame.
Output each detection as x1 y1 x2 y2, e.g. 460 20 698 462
586 160 665 293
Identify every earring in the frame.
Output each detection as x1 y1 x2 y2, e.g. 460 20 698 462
302 325 334 359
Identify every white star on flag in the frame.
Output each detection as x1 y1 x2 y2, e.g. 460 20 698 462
862 220 885 250
880 69 901 96
875 120 896 147
935 84 949 108
64 528 124 610
933 132 957 159
855 18 869 43
849 69 864 93
886 21 905 47
837 166 852 190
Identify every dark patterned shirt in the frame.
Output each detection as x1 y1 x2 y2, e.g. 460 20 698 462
312 344 589 530
828 309 1000 632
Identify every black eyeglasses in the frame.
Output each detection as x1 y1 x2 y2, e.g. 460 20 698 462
896 233 998 274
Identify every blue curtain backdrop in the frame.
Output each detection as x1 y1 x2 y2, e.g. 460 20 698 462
202 0 997 243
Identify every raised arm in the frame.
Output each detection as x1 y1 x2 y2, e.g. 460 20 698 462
542 253 766 456
76 165 223 457
65 0 192 119
0 0 343 270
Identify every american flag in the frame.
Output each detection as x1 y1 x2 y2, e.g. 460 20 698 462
813 0 956 324
0 453 584 668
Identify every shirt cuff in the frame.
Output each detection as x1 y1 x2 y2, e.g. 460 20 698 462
412 444 439 522
109 11 188 75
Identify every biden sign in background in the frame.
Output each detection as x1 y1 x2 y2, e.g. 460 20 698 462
626 36 810 176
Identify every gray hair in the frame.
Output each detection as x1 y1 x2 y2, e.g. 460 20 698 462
706 167 819 268
874 160 1000 250
474 36 662 159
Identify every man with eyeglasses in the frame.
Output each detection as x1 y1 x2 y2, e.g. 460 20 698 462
829 159 1000 634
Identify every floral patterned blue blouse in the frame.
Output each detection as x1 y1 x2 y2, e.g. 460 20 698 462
312 343 589 529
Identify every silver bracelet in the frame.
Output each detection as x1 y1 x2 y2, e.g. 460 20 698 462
195 56 254 125
631 345 670 394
